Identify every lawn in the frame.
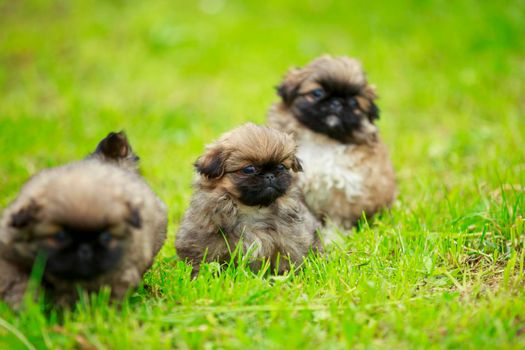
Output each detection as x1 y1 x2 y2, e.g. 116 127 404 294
1 0 524 348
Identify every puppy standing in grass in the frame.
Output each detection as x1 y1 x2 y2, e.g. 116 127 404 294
175 123 321 277
268 55 396 235
0 132 167 307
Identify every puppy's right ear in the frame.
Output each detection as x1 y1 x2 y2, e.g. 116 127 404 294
276 68 307 105
194 146 228 179
9 200 40 228
93 131 139 163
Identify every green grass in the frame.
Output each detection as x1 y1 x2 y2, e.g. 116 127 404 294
1 0 524 348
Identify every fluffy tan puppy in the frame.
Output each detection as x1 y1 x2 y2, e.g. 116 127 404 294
175 123 321 276
268 55 396 234
0 132 167 307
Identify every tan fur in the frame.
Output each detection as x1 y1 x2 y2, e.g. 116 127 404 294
197 123 302 179
279 56 368 99
268 56 397 235
175 123 321 276
0 154 167 308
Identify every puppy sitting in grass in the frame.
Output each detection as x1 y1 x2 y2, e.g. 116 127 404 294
0 132 167 307
268 55 397 235
175 123 321 277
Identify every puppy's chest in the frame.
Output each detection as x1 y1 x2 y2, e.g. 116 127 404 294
296 137 364 201
233 206 299 257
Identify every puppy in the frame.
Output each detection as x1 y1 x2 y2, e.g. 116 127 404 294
0 132 167 307
268 55 396 234
175 123 321 277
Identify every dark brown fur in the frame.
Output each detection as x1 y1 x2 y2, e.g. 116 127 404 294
89 131 140 173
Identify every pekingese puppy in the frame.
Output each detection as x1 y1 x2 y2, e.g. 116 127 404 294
268 55 396 234
175 123 321 277
0 132 167 307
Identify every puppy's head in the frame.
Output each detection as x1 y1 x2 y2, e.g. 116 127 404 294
277 55 379 144
90 131 140 172
195 123 302 207
4 165 141 281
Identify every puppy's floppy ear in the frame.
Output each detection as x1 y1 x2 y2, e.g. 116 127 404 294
363 85 379 121
291 156 303 172
93 131 139 163
276 68 307 105
369 102 380 121
9 200 40 228
125 203 142 229
195 146 228 179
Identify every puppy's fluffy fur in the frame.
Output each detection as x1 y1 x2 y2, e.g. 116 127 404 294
175 123 320 276
268 55 396 233
0 132 167 307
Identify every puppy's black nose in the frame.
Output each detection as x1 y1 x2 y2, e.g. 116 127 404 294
329 99 343 113
77 244 93 260
264 173 276 182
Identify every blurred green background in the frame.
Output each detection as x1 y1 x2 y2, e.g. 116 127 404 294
1 0 524 348
1 0 523 221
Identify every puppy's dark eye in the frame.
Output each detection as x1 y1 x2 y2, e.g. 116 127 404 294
49 231 70 246
99 231 113 245
242 165 257 174
276 164 287 172
54 231 68 243
309 88 325 100
349 97 358 108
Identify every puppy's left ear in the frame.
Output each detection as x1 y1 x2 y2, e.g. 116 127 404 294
195 146 228 179
126 204 142 229
363 85 380 121
93 131 140 164
291 156 303 172
369 102 380 121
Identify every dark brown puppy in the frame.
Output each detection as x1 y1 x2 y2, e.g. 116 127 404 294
268 55 396 237
0 132 167 307
175 123 321 277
